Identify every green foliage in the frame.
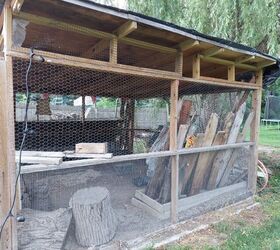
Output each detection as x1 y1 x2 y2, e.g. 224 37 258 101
127 0 280 56
96 97 117 108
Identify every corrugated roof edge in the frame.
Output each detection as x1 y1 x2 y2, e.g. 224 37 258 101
63 0 278 63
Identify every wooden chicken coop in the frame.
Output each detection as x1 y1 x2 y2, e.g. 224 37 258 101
0 0 278 249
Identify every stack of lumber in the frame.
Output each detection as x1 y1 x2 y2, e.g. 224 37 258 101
145 91 253 203
16 143 112 166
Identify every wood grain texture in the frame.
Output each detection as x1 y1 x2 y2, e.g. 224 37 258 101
207 104 246 190
218 111 254 187
70 187 117 247
189 113 219 195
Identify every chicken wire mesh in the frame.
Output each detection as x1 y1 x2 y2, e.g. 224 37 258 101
264 95 280 120
12 52 254 249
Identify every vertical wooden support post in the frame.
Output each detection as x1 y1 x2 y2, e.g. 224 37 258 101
1 4 17 250
170 79 179 223
192 54 200 79
81 95 85 123
109 38 118 64
175 52 183 75
228 65 235 81
248 69 263 193
127 99 135 154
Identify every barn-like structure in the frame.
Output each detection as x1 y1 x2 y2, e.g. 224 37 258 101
0 0 278 249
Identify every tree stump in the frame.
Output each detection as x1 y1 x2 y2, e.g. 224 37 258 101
70 187 117 247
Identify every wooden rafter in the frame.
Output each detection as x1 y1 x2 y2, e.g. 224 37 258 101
235 55 255 64
257 60 276 69
201 47 225 57
83 20 137 58
14 12 176 55
115 20 137 38
177 40 199 52
199 54 257 70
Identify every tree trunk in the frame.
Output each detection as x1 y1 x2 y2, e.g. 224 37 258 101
70 187 117 247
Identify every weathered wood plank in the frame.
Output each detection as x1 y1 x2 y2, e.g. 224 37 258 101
207 104 246 190
179 133 204 194
19 143 253 174
218 111 254 187
189 113 219 195
170 79 179 223
75 143 108 154
15 156 63 165
249 70 262 193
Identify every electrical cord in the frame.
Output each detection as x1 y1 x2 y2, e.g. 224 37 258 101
0 48 44 239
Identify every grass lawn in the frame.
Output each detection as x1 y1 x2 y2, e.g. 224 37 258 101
259 125 280 148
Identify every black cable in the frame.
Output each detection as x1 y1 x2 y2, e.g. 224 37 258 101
0 48 43 239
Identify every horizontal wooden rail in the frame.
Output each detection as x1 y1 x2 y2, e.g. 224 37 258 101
8 48 261 91
7 47 180 80
177 142 254 155
20 142 253 174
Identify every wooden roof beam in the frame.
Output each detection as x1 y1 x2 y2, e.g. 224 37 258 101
120 37 177 54
257 60 276 69
14 12 176 55
201 47 225 57
199 54 257 71
235 55 255 64
115 20 137 38
14 12 116 39
83 20 137 57
177 40 200 52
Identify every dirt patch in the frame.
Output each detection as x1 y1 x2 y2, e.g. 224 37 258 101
177 204 266 249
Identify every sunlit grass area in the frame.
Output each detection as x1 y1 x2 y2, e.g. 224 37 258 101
259 124 280 148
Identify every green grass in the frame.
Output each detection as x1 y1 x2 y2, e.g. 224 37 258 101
166 151 280 250
259 125 280 148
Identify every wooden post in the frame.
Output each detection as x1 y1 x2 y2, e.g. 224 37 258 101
127 99 135 154
192 54 200 79
109 38 118 64
248 70 262 193
1 4 17 250
228 65 235 81
81 95 85 123
170 79 179 223
175 52 183 75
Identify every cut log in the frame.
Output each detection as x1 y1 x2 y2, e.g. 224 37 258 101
207 103 246 190
218 111 254 187
189 113 219 195
75 143 108 154
70 187 117 247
